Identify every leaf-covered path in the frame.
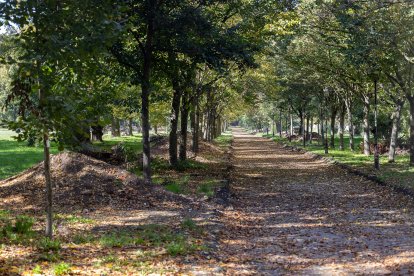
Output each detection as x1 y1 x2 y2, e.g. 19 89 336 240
219 128 414 275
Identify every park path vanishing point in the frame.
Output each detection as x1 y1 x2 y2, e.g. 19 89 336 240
217 127 414 275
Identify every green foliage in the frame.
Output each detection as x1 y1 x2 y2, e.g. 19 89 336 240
1 214 35 243
54 214 94 225
32 265 43 275
13 215 34 234
72 234 95 245
99 232 136 248
214 133 233 148
38 237 61 252
181 218 198 232
52 262 71 276
197 180 217 197
163 176 190 194
175 160 206 172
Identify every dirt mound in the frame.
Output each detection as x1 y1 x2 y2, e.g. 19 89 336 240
0 152 190 213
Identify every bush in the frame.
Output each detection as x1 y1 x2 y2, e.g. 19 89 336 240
38 237 61 252
14 215 35 234
181 218 198 231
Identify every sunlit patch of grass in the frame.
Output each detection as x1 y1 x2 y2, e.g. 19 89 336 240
54 214 95 225
72 233 96 244
214 131 233 148
52 262 72 276
163 176 190 194
197 179 218 197
0 128 59 180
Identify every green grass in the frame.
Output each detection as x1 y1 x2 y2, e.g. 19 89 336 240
197 179 218 197
214 131 233 148
0 128 59 180
0 128 143 180
94 134 143 153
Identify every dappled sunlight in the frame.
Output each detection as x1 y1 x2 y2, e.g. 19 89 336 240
219 128 414 274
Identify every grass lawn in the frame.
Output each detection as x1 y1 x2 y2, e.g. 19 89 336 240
0 129 143 180
95 134 143 152
262 132 414 191
0 129 59 180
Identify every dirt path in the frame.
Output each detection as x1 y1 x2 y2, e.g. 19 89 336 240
219 128 414 275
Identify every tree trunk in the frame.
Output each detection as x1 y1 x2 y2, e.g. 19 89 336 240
111 117 121 137
91 125 104 142
179 89 190 161
192 95 200 153
279 110 282 137
345 98 354 151
363 95 370 156
339 103 345 151
169 86 181 166
330 106 337 148
310 117 313 144
306 114 310 141
299 110 303 135
128 119 133 136
388 100 403 163
409 97 414 166
324 117 329 154
43 132 53 238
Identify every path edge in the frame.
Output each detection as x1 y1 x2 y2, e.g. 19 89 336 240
274 140 414 199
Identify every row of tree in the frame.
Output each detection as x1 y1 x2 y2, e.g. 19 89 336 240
0 1 295 237
240 0 414 168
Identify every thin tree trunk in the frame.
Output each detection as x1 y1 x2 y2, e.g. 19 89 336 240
345 98 354 151
179 90 190 161
388 100 403 162
363 95 371 156
43 132 53 238
128 119 133 136
111 118 121 137
193 97 200 153
310 117 313 144
279 110 282 137
409 97 414 166
330 106 337 148
324 116 329 154
306 114 310 141
169 87 181 166
339 103 345 151
140 7 155 184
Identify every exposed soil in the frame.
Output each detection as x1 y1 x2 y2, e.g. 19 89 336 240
218 128 414 275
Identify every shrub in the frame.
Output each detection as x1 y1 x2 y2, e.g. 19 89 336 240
14 215 34 234
181 218 198 231
38 237 61 252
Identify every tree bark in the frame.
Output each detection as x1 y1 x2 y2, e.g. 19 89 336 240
111 117 121 137
388 100 404 163
330 106 337 148
43 133 53 238
140 1 156 184
128 119 133 136
409 97 414 166
179 89 190 161
363 95 371 156
309 117 313 144
169 86 181 166
339 103 345 151
345 98 354 151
